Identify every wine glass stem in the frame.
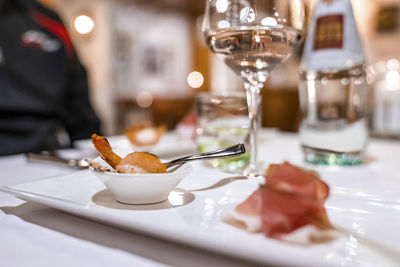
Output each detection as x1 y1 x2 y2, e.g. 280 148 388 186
246 84 261 169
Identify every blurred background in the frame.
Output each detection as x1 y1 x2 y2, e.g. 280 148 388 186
41 0 400 137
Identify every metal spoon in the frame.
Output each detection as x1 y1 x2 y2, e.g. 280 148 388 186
26 152 91 169
26 143 246 172
90 143 245 173
164 143 245 169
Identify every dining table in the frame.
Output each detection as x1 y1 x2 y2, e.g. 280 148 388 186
1 130 399 267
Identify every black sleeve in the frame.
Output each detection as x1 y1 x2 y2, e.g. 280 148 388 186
27 0 101 142
63 59 101 142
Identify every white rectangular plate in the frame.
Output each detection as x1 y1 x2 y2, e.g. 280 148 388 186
1 164 399 267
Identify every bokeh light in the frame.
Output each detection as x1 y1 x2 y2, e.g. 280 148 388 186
261 17 278 26
187 71 204 88
136 91 153 108
73 15 95 35
216 0 229 13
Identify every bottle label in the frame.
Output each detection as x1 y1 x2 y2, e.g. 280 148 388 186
301 0 364 71
313 14 343 50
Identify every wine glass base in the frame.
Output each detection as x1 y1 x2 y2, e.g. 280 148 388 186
243 163 266 178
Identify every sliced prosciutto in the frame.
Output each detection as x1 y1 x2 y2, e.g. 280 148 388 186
227 189 263 232
265 162 329 202
259 184 332 238
223 162 335 243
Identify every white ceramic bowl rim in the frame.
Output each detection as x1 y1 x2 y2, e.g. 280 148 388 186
89 163 192 179
90 147 193 179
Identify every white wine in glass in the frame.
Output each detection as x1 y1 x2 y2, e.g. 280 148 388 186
203 0 305 176
207 27 303 84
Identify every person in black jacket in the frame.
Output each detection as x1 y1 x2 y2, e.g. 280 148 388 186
0 0 101 156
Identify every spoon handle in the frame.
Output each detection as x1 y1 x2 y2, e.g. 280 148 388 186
165 143 246 168
26 152 90 169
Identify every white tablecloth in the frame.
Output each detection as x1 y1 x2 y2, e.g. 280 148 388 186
0 132 399 267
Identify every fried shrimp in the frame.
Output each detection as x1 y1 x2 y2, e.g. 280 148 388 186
116 152 166 174
91 134 122 169
91 134 166 174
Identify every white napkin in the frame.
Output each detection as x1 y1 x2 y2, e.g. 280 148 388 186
0 210 168 267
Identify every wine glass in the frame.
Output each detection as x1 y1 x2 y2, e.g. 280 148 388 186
202 0 305 176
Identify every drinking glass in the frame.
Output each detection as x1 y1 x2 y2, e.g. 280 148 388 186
196 92 249 173
202 0 305 176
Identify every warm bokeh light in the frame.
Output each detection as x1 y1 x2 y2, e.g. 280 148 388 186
215 0 229 13
136 91 153 108
261 17 277 26
217 20 230 29
387 58 399 71
386 70 400 90
187 71 204 88
73 15 95 35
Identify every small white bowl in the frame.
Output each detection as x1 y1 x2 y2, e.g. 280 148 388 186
90 149 192 204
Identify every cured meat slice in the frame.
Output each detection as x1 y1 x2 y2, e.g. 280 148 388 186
227 189 262 232
235 188 262 216
223 162 335 242
265 162 329 202
259 184 332 238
